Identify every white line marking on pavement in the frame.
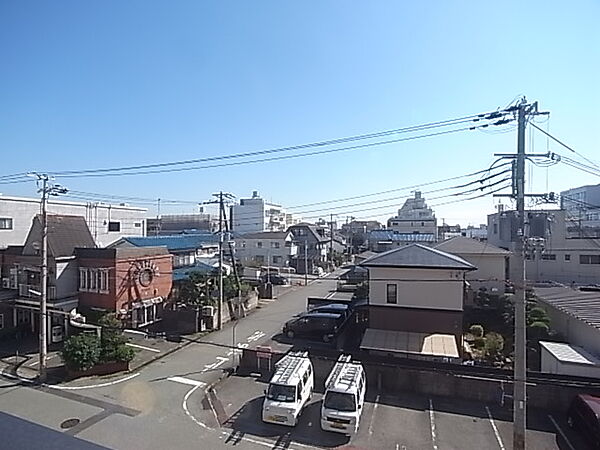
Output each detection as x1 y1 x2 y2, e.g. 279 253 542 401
46 372 140 390
368 394 380 436
247 331 266 342
167 376 207 387
548 414 575 450
485 406 505 450
429 398 438 450
182 384 210 430
125 342 161 353
215 356 229 363
0 369 35 384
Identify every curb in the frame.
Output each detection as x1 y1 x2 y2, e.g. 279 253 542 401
129 333 207 372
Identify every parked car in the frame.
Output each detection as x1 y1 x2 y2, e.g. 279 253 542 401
283 312 344 342
567 394 600 448
307 303 350 320
312 267 325 277
260 274 288 285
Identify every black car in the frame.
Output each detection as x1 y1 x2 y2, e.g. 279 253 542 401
307 303 350 320
283 312 344 343
260 274 288 285
567 394 600 448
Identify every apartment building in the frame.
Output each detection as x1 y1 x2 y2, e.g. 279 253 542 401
387 191 437 237
230 191 299 234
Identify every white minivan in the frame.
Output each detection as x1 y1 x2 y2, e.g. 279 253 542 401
321 354 366 435
262 351 314 427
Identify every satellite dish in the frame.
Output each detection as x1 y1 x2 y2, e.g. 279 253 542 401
32 242 40 250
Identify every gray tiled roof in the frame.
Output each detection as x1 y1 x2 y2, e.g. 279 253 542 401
23 215 96 257
435 236 510 255
369 230 436 243
360 243 476 270
534 287 600 331
238 231 289 240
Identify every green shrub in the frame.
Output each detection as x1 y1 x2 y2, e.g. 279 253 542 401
112 344 136 363
469 324 484 338
472 337 486 349
62 333 100 371
484 332 505 361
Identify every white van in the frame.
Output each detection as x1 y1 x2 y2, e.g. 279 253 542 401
262 351 314 427
321 354 366 435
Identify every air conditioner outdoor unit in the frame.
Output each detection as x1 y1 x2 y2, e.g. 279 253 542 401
202 306 215 317
1 278 10 289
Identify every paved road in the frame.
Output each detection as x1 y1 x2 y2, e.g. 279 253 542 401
0 274 340 450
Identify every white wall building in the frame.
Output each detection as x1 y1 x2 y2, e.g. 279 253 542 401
387 191 437 237
230 191 298 234
0 194 146 249
234 231 298 267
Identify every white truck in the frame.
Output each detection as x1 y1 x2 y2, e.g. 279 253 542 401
321 354 366 435
262 351 314 427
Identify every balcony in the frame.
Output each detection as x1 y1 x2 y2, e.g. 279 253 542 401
18 284 57 300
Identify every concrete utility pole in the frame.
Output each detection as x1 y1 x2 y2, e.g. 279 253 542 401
513 100 528 450
30 173 67 383
329 213 334 270
494 99 548 450
304 240 308 286
217 192 224 331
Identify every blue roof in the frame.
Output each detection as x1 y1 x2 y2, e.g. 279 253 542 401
122 233 219 251
172 261 217 281
369 230 436 243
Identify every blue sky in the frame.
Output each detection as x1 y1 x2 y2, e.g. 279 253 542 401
1 1 599 226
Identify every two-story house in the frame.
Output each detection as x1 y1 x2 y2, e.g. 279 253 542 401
0 215 96 340
233 231 297 268
76 247 172 328
287 223 329 274
359 244 475 360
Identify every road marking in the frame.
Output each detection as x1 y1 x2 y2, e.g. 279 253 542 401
548 414 575 450
429 398 438 450
368 394 380 436
0 369 35 384
485 406 505 450
47 372 140 390
125 342 161 353
247 331 266 342
167 376 207 387
182 384 210 430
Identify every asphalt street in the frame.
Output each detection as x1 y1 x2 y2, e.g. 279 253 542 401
0 274 340 450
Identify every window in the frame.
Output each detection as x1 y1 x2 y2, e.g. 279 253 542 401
493 223 498 234
89 268 98 291
386 284 397 304
0 218 13 230
108 221 121 232
271 242 280 249
99 269 109 293
79 268 88 291
564 254 571 261
541 254 556 261
255 255 265 264
272 255 282 264
134 222 141 228
580 255 600 265
257 241 263 248
0 313 4 329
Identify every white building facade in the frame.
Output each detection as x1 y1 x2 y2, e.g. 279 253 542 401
234 231 298 268
387 191 438 237
0 195 147 249
230 191 298 234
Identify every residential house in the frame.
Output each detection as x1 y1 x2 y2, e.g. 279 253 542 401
435 236 510 293
387 191 438 238
367 229 436 252
230 191 298 234
464 224 488 241
488 209 600 284
76 247 172 329
340 220 383 253
234 231 297 268
0 194 146 249
0 215 96 340
437 223 462 241
359 244 476 359
288 223 329 274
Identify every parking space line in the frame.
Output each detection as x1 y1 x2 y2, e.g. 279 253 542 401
167 376 206 387
429 398 438 450
125 342 161 353
367 394 380 436
485 406 505 450
548 414 575 450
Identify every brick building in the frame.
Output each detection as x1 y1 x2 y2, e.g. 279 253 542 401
75 247 172 328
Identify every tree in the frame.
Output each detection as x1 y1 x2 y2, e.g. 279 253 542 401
484 332 505 362
178 272 215 306
469 324 484 338
98 314 134 363
62 333 100 371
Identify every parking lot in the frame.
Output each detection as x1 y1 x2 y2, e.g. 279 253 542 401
205 374 590 450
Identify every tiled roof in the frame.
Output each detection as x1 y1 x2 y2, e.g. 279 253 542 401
24 215 95 257
360 243 476 270
435 236 510 255
117 233 219 251
238 231 289 240
173 261 218 281
369 230 436 243
534 287 600 331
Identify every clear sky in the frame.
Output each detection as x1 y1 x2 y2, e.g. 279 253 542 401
1 1 599 226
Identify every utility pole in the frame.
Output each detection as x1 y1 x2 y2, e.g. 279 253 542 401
329 213 334 270
304 240 308 286
30 173 67 383
493 98 548 450
513 100 527 450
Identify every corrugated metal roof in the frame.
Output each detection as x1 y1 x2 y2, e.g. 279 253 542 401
360 243 476 270
534 287 600 330
360 328 459 358
369 230 436 243
539 341 600 365
121 233 219 251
